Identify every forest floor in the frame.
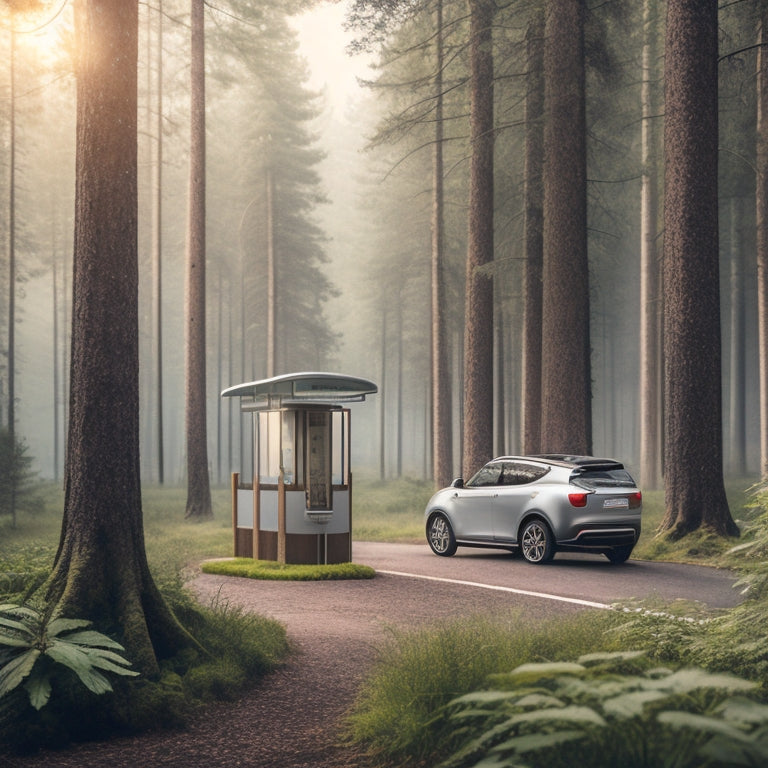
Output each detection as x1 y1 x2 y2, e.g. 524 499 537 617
2 573 386 768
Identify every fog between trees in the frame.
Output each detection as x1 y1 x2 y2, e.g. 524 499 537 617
1 0 764 503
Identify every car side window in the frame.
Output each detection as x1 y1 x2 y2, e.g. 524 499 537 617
467 464 502 487
500 462 549 486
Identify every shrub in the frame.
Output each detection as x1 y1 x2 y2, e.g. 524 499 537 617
0 603 138 710
440 652 768 768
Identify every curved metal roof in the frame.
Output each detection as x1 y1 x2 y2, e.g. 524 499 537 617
221 372 378 409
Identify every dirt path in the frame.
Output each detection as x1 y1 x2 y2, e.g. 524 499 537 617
3 576 391 768
3 568 565 767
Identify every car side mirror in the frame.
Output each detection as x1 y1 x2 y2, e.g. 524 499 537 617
451 477 464 489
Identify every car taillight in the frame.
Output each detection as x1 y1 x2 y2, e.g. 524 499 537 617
568 493 589 507
629 491 642 508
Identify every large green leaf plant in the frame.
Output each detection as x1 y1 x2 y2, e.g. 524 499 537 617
440 652 768 768
0 603 138 710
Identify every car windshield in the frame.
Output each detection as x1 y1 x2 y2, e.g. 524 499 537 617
571 468 636 490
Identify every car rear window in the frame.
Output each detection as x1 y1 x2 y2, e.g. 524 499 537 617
500 462 550 485
571 468 636 490
466 464 502 487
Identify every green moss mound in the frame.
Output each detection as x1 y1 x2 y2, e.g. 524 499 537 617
201 557 376 581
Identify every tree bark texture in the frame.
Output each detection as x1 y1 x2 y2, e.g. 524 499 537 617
48 0 189 677
661 0 738 537
462 0 494 479
185 0 213 519
522 12 544 455
540 0 592 455
431 0 453 488
757 13 768 478
639 0 662 489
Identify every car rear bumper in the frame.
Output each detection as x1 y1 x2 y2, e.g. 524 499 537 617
558 525 639 548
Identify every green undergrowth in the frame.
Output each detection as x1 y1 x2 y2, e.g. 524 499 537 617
201 557 375 580
0 485 289 752
631 478 757 563
439 653 768 768
345 479 768 767
0 579 288 752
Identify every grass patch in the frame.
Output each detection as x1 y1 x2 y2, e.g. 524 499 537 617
201 557 375 580
631 477 757 564
351 474 432 542
344 611 623 767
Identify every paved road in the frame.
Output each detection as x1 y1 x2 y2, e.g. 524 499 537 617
187 541 740 655
351 541 741 611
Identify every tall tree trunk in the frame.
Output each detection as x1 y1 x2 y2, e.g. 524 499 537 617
47 0 190 677
639 0 661 489
153 0 165 485
8 25 16 527
540 0 591 455
216 268 223 485
397 301 403 478
266 166 276 377
184 0 212 519
431 0 453 488
660 0 738 538
757 10 768 478
729 197 746 476
522 11 544 455
494 306 505 455
227 277 234 476
462 0 495 478
52 242 60 483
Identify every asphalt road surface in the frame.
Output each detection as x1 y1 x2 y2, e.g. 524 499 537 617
352 541 741 612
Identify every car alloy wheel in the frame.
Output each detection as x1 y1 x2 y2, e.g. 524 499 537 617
520 519 553 564
427 513 457 556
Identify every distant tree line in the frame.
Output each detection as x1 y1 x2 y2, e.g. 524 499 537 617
342 0 768 538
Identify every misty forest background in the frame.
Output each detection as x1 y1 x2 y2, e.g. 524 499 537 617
0 0 763 502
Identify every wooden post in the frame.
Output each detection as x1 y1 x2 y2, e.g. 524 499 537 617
253 473 260 560
277 469 286 563
231 472 238 556
348 470 353 563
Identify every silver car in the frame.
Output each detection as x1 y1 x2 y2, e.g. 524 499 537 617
424 455 642 564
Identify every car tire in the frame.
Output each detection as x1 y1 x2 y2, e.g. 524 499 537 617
605 545 633 564
427 513 457 556
520 519 554 564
